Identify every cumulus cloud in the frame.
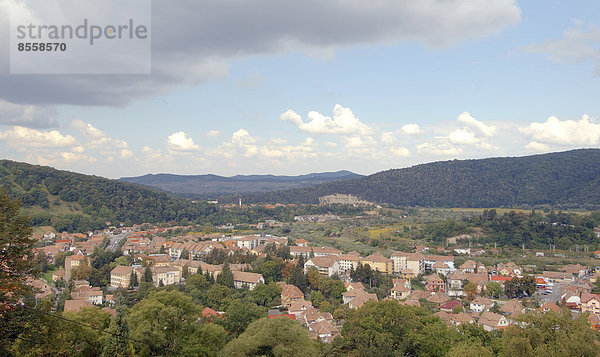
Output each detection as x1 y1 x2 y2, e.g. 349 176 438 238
417 142 462 156
0 100 58 128
120 149 134 159
457 112 496 137
524 141 549 151
381 132 396 144
282 104 374 135
520 22 600 74
167 131 200 151
206 130 221 137
401 124 422 135
390 146 410 157
71 119 129 149
0 126 77 147
0 0 521 106
520 114 600 146
448 128 480 145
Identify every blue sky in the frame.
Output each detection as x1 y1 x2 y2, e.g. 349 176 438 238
1 0 600 178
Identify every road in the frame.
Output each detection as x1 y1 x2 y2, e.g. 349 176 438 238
107 230 130 252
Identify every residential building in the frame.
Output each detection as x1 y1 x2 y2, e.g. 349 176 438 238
110 265 132 288
478 311 509 331
65 254 89 281
470 297 494 312
232 271 264 290
360 251 392 274
278 282 304 307
304 256 340 277
425 274 445 293
336 252 362 274
581 293 600 315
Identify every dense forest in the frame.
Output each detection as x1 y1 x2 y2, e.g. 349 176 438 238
0 160 366 232
120 170 362 197
0 160 218 231
228 149 600 208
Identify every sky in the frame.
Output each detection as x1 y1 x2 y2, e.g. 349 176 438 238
1 0 600 178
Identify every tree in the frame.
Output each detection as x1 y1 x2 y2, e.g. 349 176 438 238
71 263 93 281
182 264 189 279
143 266 153 283
216 300 266 338
486 282 503 299
129 271 139 289
102 306 134 357
0 189 36 310
463 281 478 300
502 310 600 357
128 290 204 355
249 282 281 307
222 317 319 357
217 263 234 288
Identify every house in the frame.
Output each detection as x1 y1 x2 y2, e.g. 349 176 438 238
470 297 494 312
478 311 509 331
289 246 341 258
427 292 449 304
336 252 363 274
110 265 132 288
500 300 524 315
425 274 445 293
289 299 313 317
423 255 455 272
562 264 588 277
30 279 53 300
446 271 466 297
460 260 477 273
452 312 474 325
277 282 304 307
434 261 452 276
304 256 340 277
581 293 600 315
232 271 264 290
539 301 561 313
360 252 393 274
308 320 339 343
348 290 378 309
64 254 90 281
52 267 65 281
63 299 93 312
439 300 462 313
391 252 425 276
541 271 574 284
562 291 581 311
389 284 411 300
295 238 308 247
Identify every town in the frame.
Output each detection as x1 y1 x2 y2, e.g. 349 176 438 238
29 217 600 348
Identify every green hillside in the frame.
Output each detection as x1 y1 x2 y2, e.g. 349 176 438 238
231 149 600 208
0 160 218 232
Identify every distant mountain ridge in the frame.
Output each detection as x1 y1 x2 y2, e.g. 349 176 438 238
228 149 600 208
119 170 362 197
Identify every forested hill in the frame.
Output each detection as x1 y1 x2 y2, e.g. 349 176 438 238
119 170 362 197
230 149 600 208
0 160 217 231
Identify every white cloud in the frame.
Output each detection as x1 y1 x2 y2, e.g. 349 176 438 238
401 123 422 135
71 119 129 149
520 22 600 74
120 149 134 159
206 130 221 137
524 141 549 151
457 112 496 136
167 131 200 151
0 126 76 147
417 142 462 156
390 146 410 157
0 99 58 128
381 132 396 144
520 114 600 146
448 128 480 145
342 136 376 149
281 104 374 135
